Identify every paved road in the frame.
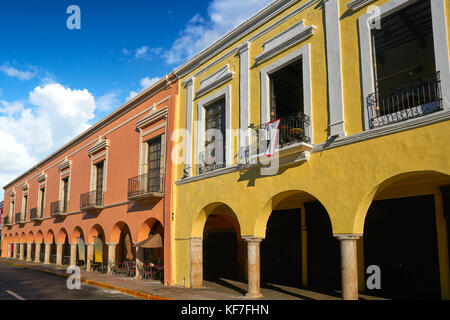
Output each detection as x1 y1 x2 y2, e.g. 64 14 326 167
0 263 141 300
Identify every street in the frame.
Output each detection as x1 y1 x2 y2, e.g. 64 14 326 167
0 263 141 300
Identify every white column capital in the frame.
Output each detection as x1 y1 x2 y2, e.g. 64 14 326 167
335 234 362 241
242 236 263 243
106 242 118 246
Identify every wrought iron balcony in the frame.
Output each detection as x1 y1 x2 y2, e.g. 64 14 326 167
128 170 164 203
367 72 442 129
15 212 25 225
250 111 311 152
30 207 43 221
80 190 104 213
3 216 12 227
50 200 67 217
237 112 312 168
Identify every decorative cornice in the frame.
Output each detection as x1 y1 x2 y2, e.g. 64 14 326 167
20 183 28 191
57 159 72 172
88 139 110 156
195 65 235 98
9 189 15 197
136 106 168 129
347 0 377 12
254 20 316 65
36 173 47 183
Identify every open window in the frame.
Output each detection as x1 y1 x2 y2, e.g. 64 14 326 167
369 0 442 128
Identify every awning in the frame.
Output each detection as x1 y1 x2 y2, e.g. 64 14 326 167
134 234 163 248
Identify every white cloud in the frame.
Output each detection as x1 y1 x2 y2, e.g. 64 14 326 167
0 64 36 80
132 46 163 61
0 83 97 197
96 90 121 112
126 76 160 101
164 0 272 64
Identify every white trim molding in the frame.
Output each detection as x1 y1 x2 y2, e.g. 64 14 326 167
196 86 232 174
325 0 346 138
136 106 168 129
184 77 195 177
88 138 110 156
254 20 316 65
347 0 377 11
358 0 450 130
238 42 251 161
36 172 47 183
260 44 313 143
195 65 235 98
57 158 72 172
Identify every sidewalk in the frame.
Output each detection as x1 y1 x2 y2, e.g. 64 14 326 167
0 258 386 300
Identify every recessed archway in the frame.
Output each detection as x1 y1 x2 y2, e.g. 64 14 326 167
71 226 86 267
362 171 450 299
260 190 340 292
111 222 135 263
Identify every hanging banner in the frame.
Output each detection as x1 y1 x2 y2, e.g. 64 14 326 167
265 119 280 157
77 237 85 262
94 236 103 263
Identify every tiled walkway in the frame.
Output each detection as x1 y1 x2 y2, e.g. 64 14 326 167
0 258 386 300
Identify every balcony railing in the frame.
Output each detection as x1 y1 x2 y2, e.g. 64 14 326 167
3 216 12 227
30 207 43 221
250 111 311 155
367 72 442 128
128 170 164 202
50 200 67 217
15 212 25 224
80 190 104 213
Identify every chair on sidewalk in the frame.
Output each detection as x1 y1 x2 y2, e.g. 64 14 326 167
108 260 116 275
124 260 136 278
115 260 126 276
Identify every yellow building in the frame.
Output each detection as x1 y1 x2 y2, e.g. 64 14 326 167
171 0 450 300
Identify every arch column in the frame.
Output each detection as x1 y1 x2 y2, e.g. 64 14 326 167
13 243 18 259
336 234 361 300
244 237 263 298
135 244 143 279
19 243 24 260
7 243 11 258
56 243 63 265
44 242 51 264
106 242 117 274
26 243 32 261
189 237 203 288
35 243 41 263
70 243 77 266
87 243 94 271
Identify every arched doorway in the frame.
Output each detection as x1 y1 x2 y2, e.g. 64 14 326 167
72 227 86 267
117 225 135 263
88 224 107 270
203 214 242 282
260 191 340 292
362 172 450 299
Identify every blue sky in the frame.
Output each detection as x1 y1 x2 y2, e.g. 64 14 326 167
0 0 272 199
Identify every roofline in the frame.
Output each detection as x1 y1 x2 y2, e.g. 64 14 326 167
3 73 177 191
174 0 293 78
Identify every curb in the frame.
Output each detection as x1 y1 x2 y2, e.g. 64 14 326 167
0 259 172 300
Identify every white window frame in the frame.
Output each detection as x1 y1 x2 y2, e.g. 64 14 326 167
196 85 232 174
37 187 45 216
260 43 313 143
358 0 450 130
